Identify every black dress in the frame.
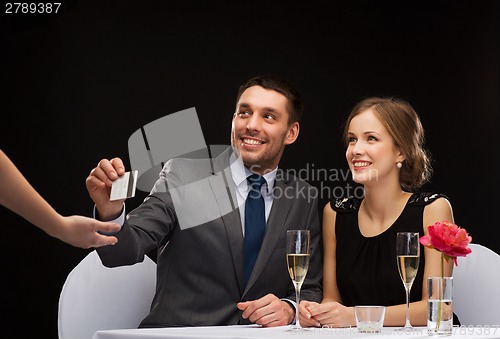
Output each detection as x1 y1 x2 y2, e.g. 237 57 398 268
331 192 461 325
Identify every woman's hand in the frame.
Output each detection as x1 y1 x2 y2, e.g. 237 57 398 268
305 301 355 328
298 300 321 327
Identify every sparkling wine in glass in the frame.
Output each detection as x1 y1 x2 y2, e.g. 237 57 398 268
396 232 420 329
286 230 310 330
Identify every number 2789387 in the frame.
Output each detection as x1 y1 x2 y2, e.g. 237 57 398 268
5 3 61 14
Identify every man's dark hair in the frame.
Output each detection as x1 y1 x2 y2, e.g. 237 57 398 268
236 75 303 124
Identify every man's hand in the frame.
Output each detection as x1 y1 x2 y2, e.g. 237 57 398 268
237 294 295 327
85 157 126 220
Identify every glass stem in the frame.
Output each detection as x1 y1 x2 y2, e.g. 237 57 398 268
405 286 411 327
295 284 301 327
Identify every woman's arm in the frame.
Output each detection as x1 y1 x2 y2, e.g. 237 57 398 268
0 150 120 248
321 202 343 303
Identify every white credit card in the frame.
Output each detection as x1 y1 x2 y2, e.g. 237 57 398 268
110 170 138 201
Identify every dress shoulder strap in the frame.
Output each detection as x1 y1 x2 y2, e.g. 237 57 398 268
330 196 361 214
408 192 448 206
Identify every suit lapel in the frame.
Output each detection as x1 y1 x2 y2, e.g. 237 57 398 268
221 206 244 293
243 178 292 295
207 150 245 293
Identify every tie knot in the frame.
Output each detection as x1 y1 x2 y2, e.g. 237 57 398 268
247 174 266 196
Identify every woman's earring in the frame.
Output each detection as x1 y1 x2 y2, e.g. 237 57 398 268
396 162 402 169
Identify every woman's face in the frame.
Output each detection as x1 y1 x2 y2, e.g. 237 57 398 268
346 109 404 186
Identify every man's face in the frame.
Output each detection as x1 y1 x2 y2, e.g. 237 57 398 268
231 86 299 174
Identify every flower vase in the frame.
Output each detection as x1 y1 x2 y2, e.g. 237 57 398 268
427 277 453 336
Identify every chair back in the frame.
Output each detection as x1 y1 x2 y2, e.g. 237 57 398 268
58 250 156 339
453 243 500 325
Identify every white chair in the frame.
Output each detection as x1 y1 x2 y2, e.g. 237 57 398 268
453 243 500 326
58 250 157 339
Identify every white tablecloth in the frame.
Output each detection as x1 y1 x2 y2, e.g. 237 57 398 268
92 324 500 339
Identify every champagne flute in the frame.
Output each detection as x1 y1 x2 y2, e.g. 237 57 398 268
396 232 420 329
286 230 310 331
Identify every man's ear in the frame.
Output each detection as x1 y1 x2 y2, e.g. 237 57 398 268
284 122 300 145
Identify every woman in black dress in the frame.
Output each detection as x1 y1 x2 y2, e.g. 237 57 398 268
299 98 456 327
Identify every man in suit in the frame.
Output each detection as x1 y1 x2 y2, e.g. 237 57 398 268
86 75 322 327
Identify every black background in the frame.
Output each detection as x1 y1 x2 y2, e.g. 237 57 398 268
1 1 499 337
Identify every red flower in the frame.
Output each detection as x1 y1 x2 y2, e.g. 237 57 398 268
420 220 472 265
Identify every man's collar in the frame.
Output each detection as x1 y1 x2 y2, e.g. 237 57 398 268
229 153 277 193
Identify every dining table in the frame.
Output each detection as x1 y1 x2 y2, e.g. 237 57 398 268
92 324 500 339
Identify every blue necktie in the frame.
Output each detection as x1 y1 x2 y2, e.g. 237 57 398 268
244 174 267 287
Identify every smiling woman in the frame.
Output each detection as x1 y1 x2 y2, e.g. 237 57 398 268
299 97 461 328
344 98 431 191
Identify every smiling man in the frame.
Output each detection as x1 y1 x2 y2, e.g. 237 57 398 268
231 83 299 175
87 75 322 328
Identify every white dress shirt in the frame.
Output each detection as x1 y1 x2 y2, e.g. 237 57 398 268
229 153 277 235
